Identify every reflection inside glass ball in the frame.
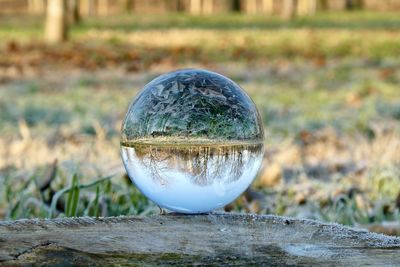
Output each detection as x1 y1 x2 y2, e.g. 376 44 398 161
121 69 264 213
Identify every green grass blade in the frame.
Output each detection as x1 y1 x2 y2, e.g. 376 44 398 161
65 174 78 217
48 174 115 218
93 185 100 218
71 179 80 217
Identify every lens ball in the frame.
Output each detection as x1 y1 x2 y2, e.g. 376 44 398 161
121 69 264 213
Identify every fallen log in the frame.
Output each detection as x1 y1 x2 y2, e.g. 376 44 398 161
1 213 400 266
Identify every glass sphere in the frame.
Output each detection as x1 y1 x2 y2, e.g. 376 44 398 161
121 69 264 213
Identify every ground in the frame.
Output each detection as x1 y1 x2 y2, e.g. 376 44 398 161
0 12 399 235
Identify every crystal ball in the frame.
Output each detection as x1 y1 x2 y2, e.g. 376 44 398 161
121 69 264 213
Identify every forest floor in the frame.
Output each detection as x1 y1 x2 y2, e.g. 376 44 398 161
0 12 399 235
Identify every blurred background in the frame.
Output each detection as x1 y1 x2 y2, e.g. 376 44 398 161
0 0 399 235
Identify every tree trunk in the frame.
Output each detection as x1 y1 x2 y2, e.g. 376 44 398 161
346 0 364 9
282 0 297 20
166 0 181 12
176 0 185 12
232 0 241 11
202 0 214 15
189 0 202 14
261 0 274 15
297 0 317 16
69 0 81 24
309 0 317 14
121 0 133 13
327 0 346 10
80 0 97 16
79 0 88 16
318 0 328 10
1 214 400 265
45 0 68 44
97 0 109 15
88 0 97 15
246 0 258 14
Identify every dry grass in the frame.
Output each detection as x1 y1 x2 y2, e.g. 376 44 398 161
86 28 400 58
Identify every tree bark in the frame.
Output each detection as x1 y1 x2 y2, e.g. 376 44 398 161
346 0 364 9
282 0 297 20
69 0 81 24
166 0 181 12
246 0 258 14
202 0 214 15
232 0 241 11
80 0 97 16
261 0 274 15
97 0 109 15
297 0 317 16
189 0 202 14
1 214 400 265
45 0 68 44
327 0 347 10
88 0 97 16
309 0 317 14
176 0 185 12
120 0 132 13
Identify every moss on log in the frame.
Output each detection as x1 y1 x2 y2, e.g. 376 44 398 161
1 213 400 266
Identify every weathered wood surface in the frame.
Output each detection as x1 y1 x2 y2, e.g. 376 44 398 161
1 213 400 266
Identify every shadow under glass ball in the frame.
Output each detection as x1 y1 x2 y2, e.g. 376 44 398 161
121 69 264 213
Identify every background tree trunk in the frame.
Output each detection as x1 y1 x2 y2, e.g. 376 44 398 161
89 0 98 16
69 0 81 24
121 0 133 13
166 0 181 12
246 0 258 14
97 0 109 15
176 0 185 12
232 0 241 11
317 0 328 10
297 0 317 16
346 0 364 9
189 0 202 14
261 0 274 15
80 0 97 16
309 0 317 14
45 0 68 43
282 0 297 20
203 0 214 15
327 0 347 10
